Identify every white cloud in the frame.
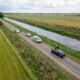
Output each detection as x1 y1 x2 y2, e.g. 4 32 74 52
68 0 80 6
0 0 80 13
45 0 65 7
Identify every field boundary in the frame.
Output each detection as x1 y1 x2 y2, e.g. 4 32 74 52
0 29 37 80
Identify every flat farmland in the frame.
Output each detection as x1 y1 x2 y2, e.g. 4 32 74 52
5 14 80 40
5 14 80 28
0 29 30 80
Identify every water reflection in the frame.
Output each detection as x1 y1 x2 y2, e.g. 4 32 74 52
4 18 80 51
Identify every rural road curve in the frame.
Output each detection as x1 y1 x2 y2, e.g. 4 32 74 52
1 19 80 80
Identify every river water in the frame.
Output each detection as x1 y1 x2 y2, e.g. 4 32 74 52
4 18 80 51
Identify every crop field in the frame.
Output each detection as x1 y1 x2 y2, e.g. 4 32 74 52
5 14 80 28
0 29 31 80
5 13 80 40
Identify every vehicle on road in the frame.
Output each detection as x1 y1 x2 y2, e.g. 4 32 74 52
15 29 21 33
51 46 65 58
26 32 31 37
33 36 42 43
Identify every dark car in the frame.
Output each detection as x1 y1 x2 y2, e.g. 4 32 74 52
51 49 65 58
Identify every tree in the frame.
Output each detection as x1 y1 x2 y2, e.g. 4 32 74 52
0 12 4 18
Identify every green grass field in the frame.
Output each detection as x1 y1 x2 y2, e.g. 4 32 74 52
0 29 31 80
5 13 80 40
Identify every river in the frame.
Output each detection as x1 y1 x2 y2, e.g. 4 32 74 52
4 17 80 51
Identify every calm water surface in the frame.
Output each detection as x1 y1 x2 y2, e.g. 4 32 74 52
4 18 80 51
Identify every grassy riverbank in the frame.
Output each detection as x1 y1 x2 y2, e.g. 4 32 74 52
5 14 80 40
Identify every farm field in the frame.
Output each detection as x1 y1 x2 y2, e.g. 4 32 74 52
5 14 80 40
0 29 31 80
5 14 80 28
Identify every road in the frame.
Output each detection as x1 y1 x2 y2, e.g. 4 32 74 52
1 19 80 80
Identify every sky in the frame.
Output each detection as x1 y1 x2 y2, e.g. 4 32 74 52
0 0 80 13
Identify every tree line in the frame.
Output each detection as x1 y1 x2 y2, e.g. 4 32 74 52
0 12 4 18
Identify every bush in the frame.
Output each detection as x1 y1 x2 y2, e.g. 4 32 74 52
0 21 3 25
0 12 4 18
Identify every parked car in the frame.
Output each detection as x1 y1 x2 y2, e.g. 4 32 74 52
26 32 31 37
33 36 42 43
51 46 65 58
15 29 21 33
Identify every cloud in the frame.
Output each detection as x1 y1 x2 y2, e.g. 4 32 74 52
0 0 80 13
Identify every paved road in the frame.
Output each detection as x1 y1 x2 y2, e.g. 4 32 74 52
1 20 80 80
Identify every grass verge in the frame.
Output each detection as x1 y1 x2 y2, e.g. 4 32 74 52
0 29 31 80
0 29 37 80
